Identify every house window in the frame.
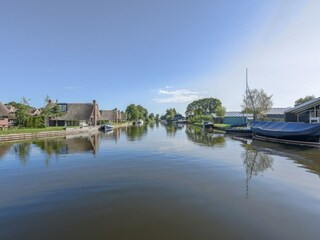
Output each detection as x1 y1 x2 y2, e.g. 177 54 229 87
59 104 67 112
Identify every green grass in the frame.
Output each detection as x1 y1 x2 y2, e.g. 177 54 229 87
0 127 65 135
214 124 231 129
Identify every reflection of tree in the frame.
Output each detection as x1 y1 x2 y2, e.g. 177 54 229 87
0 143 13 160
185 126 226 147
12 142 32 164
125 125 148 141
241 144 273 198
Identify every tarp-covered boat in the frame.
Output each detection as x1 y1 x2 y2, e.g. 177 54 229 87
251 121 320 143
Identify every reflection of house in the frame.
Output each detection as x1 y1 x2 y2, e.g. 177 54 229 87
285 97 320 123
0 102 10 129
262 108 289 122
99 108 124 123
47 100 100 126
223 112 253 126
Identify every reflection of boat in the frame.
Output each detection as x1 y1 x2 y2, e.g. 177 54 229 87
251 121 320 147
225 128 252 137
203 121 214 130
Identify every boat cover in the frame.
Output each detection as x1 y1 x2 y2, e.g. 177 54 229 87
251 121 320 138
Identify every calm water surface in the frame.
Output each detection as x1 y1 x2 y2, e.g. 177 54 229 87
0 124 320 240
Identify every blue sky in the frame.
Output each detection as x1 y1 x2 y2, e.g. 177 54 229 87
1 0 319 115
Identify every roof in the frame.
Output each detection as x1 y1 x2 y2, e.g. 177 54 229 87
0 102 10 117
99 110 119 121
284 97 320 114
224 111 253 118
266 108 289 115
49 103 97 121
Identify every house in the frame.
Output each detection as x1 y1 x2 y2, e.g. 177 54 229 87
262 108 290 122
27 108 41 116
285 97 320 123
0 102 10 129
99 108 122 123
223 112 253 126
173 114 185 121
47 100 100 127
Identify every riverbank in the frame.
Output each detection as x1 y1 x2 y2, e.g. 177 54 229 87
0 122 131 142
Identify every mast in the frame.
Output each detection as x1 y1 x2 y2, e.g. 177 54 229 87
246 68 256 121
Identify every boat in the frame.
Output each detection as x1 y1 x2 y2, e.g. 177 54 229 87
100 123 114 131
133 119 144 125
251 121 320 147
203 121 214 130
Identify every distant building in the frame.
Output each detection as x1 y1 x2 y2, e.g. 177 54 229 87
99 108 123 123
223 112 253 126
173 114 185 121
261 108 290 122
47 100 100 126
0 102 10 129
285 97 320 123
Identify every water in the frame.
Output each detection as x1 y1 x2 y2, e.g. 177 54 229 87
0 124 319 240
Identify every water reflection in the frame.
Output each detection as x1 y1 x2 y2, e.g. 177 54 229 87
125 125 148 141
251 140 320 178
164 123 185 136
185 126 226 147
241 141 274 198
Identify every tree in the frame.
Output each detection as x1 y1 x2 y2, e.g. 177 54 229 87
165 108 176 120
125 104 140 121
242 88 273 120
155 114 160 122
185 98 224 117
294 95 315 106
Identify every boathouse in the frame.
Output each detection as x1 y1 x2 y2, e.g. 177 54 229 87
223 112 253 126
285 97 320 123
47 100 100 127
0 102 10 129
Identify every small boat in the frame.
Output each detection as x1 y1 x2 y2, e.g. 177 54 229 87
100 123 114 131
203 121 214 130
251 121 320 147
133 119 144 125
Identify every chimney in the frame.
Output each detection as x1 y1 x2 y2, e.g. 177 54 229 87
93 100 96 104
48 99 52 104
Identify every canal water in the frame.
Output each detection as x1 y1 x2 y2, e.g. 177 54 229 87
0 124 319 240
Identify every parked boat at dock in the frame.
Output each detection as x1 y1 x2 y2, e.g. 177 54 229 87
100 123 114 131
203 121 214 130
251 121 320 147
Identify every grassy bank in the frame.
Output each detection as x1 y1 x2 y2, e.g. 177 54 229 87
0 127 65 135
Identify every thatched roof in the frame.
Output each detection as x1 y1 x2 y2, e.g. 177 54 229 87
49 103 97 121
0 102 9 117
99 110 119 121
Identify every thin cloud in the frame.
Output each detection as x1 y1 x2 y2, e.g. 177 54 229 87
153 88 201 103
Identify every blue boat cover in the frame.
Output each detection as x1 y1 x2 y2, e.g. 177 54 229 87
251 121 320 138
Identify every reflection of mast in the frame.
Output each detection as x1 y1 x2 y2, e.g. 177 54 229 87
245 149 258 199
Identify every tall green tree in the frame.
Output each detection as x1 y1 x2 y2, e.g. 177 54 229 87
242 88 273 120
186 98 224 117
125 104 140 121
165 108 177 120
294 95 315 106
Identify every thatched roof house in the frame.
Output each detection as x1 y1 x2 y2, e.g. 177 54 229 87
47 100 100 127
0 102 10 128
99 108 124 122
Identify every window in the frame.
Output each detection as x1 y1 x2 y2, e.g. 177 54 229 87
59 104 67 112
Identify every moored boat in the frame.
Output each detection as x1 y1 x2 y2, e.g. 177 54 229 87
100 123 114 131
251 121 320 147
203 121 214 130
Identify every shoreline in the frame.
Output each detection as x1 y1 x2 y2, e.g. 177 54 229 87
0 122 131 143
